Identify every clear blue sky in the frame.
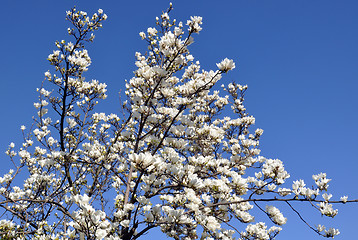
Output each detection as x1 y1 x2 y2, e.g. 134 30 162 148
1 0 357 239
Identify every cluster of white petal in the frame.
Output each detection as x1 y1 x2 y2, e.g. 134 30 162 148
217 58 236 72
240 222 281 240
318 202 338 217
68 49 91 71
313 172 332 191
261 159 290 184
265 206 287 225
0 220 19 239
69 194 113 239
186 16 203 33
316 224 340 238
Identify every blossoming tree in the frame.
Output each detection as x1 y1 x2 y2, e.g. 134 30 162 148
1 4 357 240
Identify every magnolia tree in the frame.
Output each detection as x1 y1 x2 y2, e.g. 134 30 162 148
1 4 356 240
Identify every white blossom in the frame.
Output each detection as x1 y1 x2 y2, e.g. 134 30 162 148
216 58 235 72
266 205 287 225
340 195 348 203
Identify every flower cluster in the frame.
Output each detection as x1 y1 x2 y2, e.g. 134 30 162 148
69 194 112 239
217 58 236 73
240 222 282 240
265 206 287 225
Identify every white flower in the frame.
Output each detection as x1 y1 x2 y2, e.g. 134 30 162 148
139 32 146 39
44 71 51 79
120 219 130 228
324 228 340 238
322 193 332 202
316 224 325 232
96 228 107 239
216 58 235 72
205 216 221 231
292 179 305 195
244 222 269 240
145 212 154 222
255 128 264 136
187 16 203 33
39 88 51 97
318 202 338 217
340 195 348 203
147 27 157 36
312 172 331 191
66 118 77 128
161 12 169 20
174 27 183 36
266 205 287 225
278 188 291 196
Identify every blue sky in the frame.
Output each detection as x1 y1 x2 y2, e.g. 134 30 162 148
1 0 358 239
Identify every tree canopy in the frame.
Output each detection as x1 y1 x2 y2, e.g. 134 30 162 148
0 4 357 240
